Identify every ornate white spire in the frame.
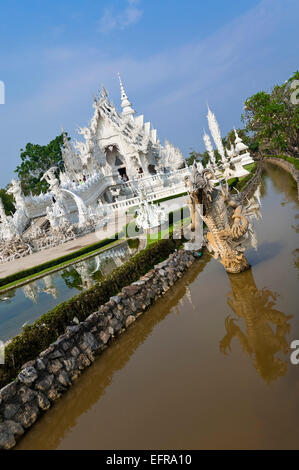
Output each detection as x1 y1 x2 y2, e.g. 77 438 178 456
207 106 227 164
234 128 249 154
203 129 216 166
118 73 135 118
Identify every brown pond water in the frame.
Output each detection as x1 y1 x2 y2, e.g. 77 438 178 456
16 164 299 450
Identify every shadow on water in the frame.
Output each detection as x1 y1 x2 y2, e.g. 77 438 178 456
247 241 284 266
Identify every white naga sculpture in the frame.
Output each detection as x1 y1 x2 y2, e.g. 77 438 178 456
0 198 18 241
7 179 29 234
185 164 261 274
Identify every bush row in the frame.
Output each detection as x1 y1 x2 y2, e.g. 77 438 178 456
0 237 182 389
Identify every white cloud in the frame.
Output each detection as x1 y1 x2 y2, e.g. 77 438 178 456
97 0 143 33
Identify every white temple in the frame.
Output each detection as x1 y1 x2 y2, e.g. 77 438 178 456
0 75 190 263
0 83 255 265
23 75 186 221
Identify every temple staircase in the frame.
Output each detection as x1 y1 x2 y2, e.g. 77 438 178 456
22 216 50 238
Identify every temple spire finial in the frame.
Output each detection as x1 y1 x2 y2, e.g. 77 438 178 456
118 72 135 117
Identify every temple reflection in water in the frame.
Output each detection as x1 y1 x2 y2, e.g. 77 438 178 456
220 268 292 383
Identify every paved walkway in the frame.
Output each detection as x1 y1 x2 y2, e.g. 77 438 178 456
0 213 131 279
0 196 188 279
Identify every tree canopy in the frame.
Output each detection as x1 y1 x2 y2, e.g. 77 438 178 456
242 71 299 156
0 188 15 215
15 133 66 195
188 71 299 164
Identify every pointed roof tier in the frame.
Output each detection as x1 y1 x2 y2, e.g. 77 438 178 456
234 129 249 153
118 73 136 118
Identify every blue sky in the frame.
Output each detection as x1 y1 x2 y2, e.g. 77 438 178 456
0 0 298 187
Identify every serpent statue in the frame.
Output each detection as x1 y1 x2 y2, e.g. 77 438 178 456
185 164 261 274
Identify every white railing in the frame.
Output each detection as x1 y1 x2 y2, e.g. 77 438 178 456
105 180 188 212
24 166 191 219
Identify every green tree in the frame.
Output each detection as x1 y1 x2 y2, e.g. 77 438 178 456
242 71 299 156
0 188 15 215
225 127 259 154
15 133 66 195
187 149 210 167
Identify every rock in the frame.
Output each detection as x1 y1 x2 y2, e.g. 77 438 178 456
57 370 71 388
18 366 38 386
17 386 36 404
0 427 15 449
0 420 23 449
77 354 91 370
46 388 61 402
106 299 116 308
36 358 46 371
109 318 121 332
110 295 121 304
154 260 169 269
3 403 20 420
70 346 80 357
47 359 63 374
66 325 80 334
0 382 17 402
122 285 140 296
125 315 135 328
20 360 36 370
48 349 63 359
35 374 54 392
85 313 99 325
39 345 55 357
61 341 72 352
14 403 39 429
70 370 81 382
83 347 95 362
132 280 146 286
107 326 114 336
63 357 77 373
80 332 98 353
36 392 51 411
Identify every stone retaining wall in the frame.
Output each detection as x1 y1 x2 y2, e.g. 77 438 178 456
0 249 198 449
265 157 299 198
241 161 263 202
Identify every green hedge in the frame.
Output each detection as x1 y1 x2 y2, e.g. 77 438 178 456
0 238 182 389
267 154 299 170
0 236 117 289
153 192 187 204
